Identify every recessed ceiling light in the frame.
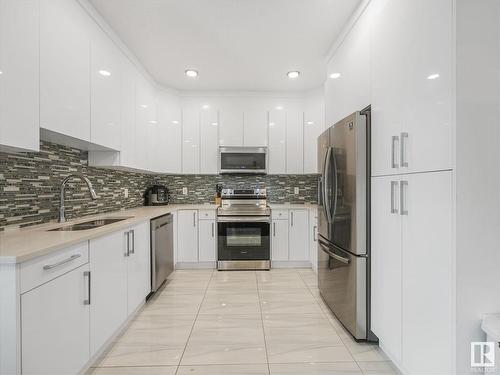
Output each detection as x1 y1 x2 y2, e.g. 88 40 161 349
0 70 3 75
330 72 341 79
269 122 276 127
185 69 198 78
211 122 218 126
287 71 300 79
148 120 158 124
306 121 314 125
98 70 111 77
427 73 440 80
172 120 179 124
275 106 283 110
202 104 210 109
140 104 148 109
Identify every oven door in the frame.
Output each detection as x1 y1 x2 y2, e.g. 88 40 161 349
217 217 270 261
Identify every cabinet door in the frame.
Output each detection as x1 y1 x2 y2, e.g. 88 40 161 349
198 220 216 262
40 0 90 141
0 0 39 152
135 78 155 170
90 31 121 150
244 108 268 146
271 219 289 261
21 264 90 375
309 210 319 272
401 171 453 374
158 93 182 173
370 175 402 362
182 107 200 174
303 102 325 174
402 0 452 174
119 60 138 169
127 223 150 314
219 108 244 146
200 108 219 174
89 230 128 356
268 110 286 174
286 110 304 174
177 210 199 262
288 210 309 261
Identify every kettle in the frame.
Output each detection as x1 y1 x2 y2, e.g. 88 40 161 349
144 185 170 206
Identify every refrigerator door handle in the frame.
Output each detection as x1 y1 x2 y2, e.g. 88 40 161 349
318 240 350 265
323 147 333 223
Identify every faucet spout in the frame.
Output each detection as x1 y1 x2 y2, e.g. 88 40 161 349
59 174 98 223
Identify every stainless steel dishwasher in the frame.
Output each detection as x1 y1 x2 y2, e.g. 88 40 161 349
151 214 174 292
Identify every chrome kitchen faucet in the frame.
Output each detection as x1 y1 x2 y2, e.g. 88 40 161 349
59 174 98 223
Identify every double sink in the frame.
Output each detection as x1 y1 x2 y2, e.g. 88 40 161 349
49 217 132 231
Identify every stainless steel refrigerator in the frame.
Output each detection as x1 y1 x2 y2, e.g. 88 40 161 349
317 107 376 341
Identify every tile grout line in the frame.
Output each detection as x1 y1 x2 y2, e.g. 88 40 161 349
174 269 215 375
256 270 272 375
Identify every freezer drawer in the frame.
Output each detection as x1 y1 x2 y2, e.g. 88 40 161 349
318 237 367 340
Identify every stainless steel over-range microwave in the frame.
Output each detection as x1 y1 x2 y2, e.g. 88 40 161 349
218 146 267 174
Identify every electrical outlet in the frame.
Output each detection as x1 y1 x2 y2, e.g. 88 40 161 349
182 187 188 195
124 188 129 198
294 187 300 195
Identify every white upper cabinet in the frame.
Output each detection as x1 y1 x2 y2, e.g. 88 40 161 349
135 77 156 170
0 0 40 152
304 95 325 174
119 60 138 169
370 0 452 176
182 106 200 174
200 108 219 174
219 106 244 146
268 109 286 174
90 29 122 150
286 109 304 174
243 107 268 146
158 90 182 174
40 0 91 141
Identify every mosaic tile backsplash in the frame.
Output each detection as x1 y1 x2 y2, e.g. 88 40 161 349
0 141 318 230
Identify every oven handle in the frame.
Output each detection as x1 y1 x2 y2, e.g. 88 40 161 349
217 216 270 223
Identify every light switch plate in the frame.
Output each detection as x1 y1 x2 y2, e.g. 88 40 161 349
182 187 188 195
124 188 129 198
294 187 299 195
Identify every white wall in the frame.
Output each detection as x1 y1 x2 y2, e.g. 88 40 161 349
455 1 500 373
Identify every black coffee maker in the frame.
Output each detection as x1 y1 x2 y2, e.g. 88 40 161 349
144 185 170 206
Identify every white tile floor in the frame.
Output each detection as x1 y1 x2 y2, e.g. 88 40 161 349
90 268 398 375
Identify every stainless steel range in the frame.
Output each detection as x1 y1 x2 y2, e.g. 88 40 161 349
217 188 271 270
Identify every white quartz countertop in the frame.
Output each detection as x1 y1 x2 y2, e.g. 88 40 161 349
0 204 217 264
268 203 317 209
0 203 316 264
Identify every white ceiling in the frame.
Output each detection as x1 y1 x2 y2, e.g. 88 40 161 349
89 0 362 92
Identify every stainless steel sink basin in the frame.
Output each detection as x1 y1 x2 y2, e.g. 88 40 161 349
49 217 132 231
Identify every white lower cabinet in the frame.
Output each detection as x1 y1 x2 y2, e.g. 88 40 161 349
126 223 150 314
288 209 309 261
198 218 216 262
371 171 453 373
177 210 199 263
89 230 128 356
21 263 90 375
271 217 289 261
309 209 319 272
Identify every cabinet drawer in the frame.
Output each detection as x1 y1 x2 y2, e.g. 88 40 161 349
271 209 288 220
20 242 89 294
199 209 216 220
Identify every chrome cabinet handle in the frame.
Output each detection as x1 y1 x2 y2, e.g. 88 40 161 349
313 225 317 241
125 231 130 256
193 212 196 227
129 230 135 254
43 254 81 270
390 181 399 214
400 180 408 215
211 222 214 237
83 271 91 305
391 136 400 168
290 211 294 226
273 222 276 237
400 132 409 167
